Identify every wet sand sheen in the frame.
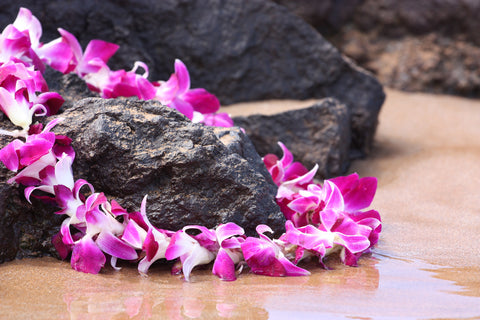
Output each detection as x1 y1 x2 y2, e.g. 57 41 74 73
1 89 480 319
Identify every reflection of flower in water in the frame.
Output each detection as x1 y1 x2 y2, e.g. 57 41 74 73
64 290 157 320
60 256 379 319
61 267 270 319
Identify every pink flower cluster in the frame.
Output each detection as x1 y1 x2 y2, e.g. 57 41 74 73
0 8 381 281
0 8 233 132
264 142 382 267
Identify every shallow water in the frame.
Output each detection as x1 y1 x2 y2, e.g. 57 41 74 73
1 253 479 319
2 89 480 319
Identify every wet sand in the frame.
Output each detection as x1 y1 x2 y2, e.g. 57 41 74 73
1 89 480 319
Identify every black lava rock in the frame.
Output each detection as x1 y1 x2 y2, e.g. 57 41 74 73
234 98 351 179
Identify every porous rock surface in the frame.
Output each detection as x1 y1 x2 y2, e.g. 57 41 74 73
234 98 351 178
53 98 283 237
1 0 385 157
275 0 480 98
0 162 64 263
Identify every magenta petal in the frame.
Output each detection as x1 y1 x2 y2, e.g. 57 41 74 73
241 237 285 276
135 76 156 100
57 28 82 67
155 74 178 102
169 97 194 120
263 154 279 170
283 162 309 181
287 196 318 214
278 256 310 277
0 139 22 171
96 231 138 260
83 40 119 65
283 221 332 256
19 132 55 166
52 232 71 260
165 231 190 260
174 59 190 93
183 88 220 114
212 248 237 281
216 222 245 246
71 236 106 274
200 112 234 127
335 233 370 254
341 249 362 267
35 92 64 116
143 228 160 262
37 39 73 73
54 184 75 209
329 174 377 212
122 219 146 249
278 142 293 168
323 180 345 211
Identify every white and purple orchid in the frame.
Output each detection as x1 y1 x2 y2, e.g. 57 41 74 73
241 225 310 277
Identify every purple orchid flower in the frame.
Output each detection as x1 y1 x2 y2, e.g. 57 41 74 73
56 28 119 77
240 225 310 277
212 222 245 281
0 8 72 73
282 181 381 267
328 173 378 213
56 190 139 274
263 142 311 186
124 196 171 275
97 62 156 100
0 119 70 187
165 225 218 281
0 60 63 131
154 59 220 120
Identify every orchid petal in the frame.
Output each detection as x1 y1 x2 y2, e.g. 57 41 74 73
181 243 215 282
52 232 71 260
165 231 193 260
122 219 147 249
83 40 119 67
12 8 42 48
71 236 106 274
57 28 83 69
169 97 194 120
329 174 377 212
95 231 138 260
0 139 22 171
174 59 190 93
216 223 245 246
278 256 310 276
198 112 234 127
35 91 64 116
323 180 345 211
212 248 237 281
183 88 220 114
278 142 293 168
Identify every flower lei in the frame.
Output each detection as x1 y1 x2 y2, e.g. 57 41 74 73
0 8 381 281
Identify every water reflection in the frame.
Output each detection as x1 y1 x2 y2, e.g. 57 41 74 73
58 257 379 319
1 253 480 319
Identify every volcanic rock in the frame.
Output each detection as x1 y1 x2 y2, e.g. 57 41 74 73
52 98 283 237
234 98 351 178
0 168 63 263
275 0 480 98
